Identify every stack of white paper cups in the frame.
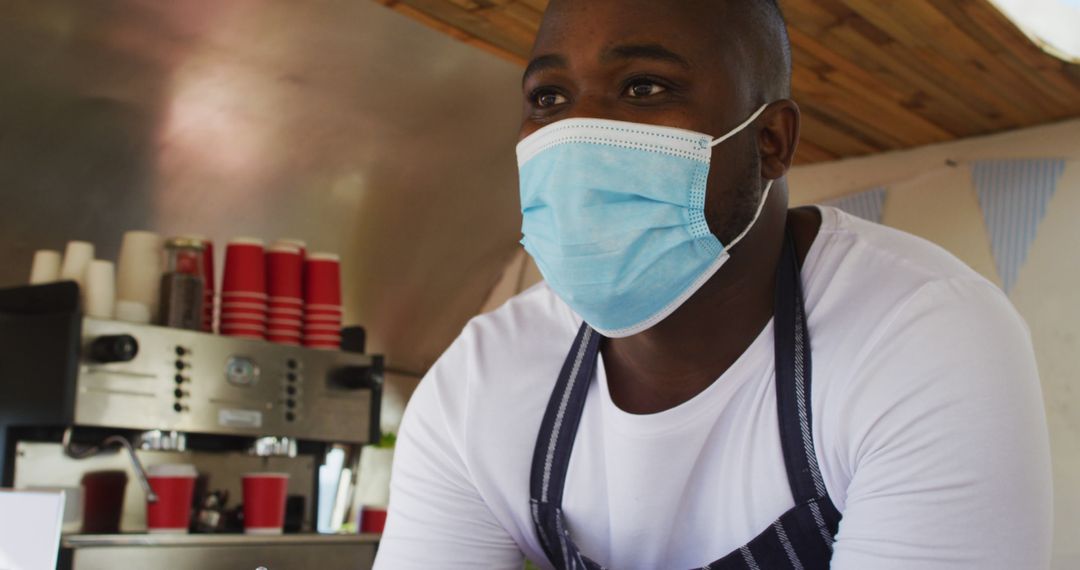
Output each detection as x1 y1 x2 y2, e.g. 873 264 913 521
116 231 163 323
84 260 116 319
59 241 95 290
28 250 62 284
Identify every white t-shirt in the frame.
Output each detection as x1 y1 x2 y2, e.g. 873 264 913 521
375 207 1052 570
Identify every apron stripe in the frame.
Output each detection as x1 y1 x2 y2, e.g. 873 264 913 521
794 301 827 498
774 520 806 570
809 501 834 547
740 546 762 570
542 327 595 503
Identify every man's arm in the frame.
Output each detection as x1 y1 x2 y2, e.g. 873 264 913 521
374 331 525 570
829 279 1052 569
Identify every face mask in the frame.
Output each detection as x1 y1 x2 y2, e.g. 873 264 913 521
517 104 773 338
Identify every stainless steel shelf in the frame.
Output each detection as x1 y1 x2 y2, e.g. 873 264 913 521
63 533 381 548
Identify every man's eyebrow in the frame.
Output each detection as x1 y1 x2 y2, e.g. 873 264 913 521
603 44 692 69
522 54 568 85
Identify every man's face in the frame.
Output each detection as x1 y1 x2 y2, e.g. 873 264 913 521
519 0 766 242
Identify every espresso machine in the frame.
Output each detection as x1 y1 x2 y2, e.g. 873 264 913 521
0 282 385 569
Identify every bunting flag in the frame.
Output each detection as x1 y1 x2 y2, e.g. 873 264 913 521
820 186 888 223
972 158 1065 293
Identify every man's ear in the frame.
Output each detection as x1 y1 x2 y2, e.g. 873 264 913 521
758 99 800 179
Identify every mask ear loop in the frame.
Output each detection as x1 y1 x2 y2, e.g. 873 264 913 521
725 180 774 250
709 103 774 250
709 103 771 148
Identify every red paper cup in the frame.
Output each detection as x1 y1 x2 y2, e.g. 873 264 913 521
81 470 127 534
275 239 307 259
303 311 339 319
269 297 303 306
269 303 303 312
304 254 341 306
221 300 268 310
267 313 302 323
146 464 197 534
305 303 342 312
222 238 266 295
268 336 301 346
221 322 267 332
221 307 268 318
242 473 289 535
268 320 302 330
267 246 303 299
222 291 268 301
304 323 341 334
360 507 387 534
221 315 267 324
268 329 302 337
221 320 268 332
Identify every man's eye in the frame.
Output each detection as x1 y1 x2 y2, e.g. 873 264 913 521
626 81 667 98
534 91 568 108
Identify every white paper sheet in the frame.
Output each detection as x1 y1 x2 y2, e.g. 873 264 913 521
0 489 65 570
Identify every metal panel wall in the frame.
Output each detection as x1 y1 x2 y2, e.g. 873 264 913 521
0 0 525 378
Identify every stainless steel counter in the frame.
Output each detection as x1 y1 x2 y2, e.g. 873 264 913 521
62 533 380 570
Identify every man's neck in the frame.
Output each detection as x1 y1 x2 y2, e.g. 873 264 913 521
600 199 820 415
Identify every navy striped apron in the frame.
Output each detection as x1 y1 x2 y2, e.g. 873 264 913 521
529 229 842 569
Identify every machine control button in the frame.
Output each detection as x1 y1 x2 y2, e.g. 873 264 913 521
286 359 298 370
173 403 184 412
175 360 185 370
175 346 187 357
225 356 260 387
286 372 297 382
88 335 139 363
174 388 185 399
285 412 296 422
175 374 185 384
286 398 296 408
286 386 297 396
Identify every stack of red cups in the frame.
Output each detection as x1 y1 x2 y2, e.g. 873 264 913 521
220 238 267 340
303 253 342 350
266 245 303 345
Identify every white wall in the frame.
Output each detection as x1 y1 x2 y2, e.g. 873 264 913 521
484 118 1080 568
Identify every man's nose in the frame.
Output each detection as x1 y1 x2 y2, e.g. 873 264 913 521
563 91 622 122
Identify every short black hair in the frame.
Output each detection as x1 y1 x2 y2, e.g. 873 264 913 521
728 0 793 99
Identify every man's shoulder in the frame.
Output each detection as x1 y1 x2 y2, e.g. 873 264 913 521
813 206 989 288
808 207 1021 363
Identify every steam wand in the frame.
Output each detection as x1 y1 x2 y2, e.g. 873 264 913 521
62 429 159 503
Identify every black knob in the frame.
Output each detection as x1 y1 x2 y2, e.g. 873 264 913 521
89 335 139 363
285 412 296 422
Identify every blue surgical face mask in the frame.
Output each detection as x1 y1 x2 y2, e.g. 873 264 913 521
517 104 773 338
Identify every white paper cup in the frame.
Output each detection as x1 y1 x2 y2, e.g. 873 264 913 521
117 231 163 316
28 250 62 284
84 260 116 319
60 241 95 288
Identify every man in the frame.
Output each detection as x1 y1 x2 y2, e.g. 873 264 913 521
374 1 1052 568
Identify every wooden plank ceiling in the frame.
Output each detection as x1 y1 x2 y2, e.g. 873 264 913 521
373 0 1080 164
